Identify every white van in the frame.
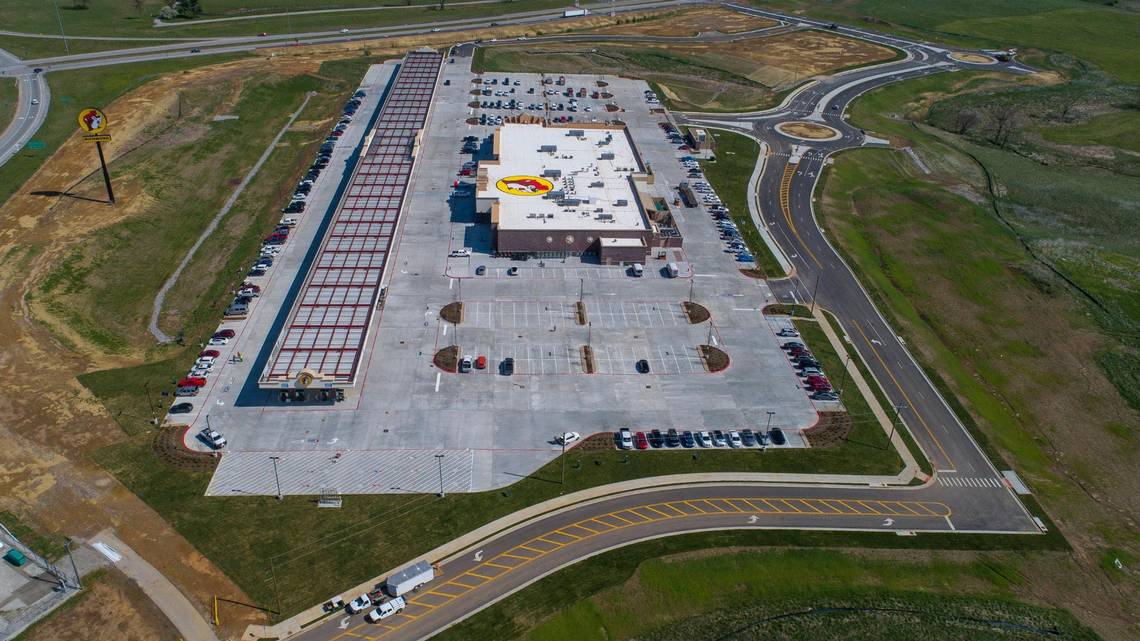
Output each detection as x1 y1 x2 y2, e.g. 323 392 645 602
364 597 406 622
631 263 644 277
666 262 680 278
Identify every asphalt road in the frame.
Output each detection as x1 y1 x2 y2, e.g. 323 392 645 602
0 49 49 167
286 10 1043 641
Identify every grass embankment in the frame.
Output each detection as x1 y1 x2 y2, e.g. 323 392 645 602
813 68 1137 595
0 78 16 135
31 58 367 355
0 55 241 207
433 544 1095 641
698 129 784 276
764 0 1140 84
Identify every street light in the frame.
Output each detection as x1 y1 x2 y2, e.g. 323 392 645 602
269 456 283 501
765 411 775 432
886 403 907 450
435 454 446 498
558 434 567 493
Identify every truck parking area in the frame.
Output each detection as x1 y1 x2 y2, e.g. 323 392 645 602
189 47 833 497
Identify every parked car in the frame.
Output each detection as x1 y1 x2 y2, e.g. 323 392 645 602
175 386 199 397
728 430 743 448
811 391 840 401
178 376 207 388
618 428 633 450
364 597 406 622
556 432 580 446
665 428 681 448
501 357 514 375
635 359 650 374
648 429 664 448
635 431 649 450
680 431 696 448
475 355 487 370
741 429 757 446
777 327 799 337
475 265 486 276
769 428 787 445
347 594 372 615
199 427 226 449
697 431 713 447
712 430 727 447
169 402 193 414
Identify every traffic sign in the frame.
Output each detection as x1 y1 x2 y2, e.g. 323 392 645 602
83 134 112 143
77 107 107 134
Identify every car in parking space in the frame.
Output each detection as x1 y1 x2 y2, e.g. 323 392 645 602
448 248 471 258
712 430 727 447
741 429 757 446
680 431 696 448
175 385 199 397
782 341 805 350
239 284 261 298
618 428 633 449
800 367 823 377
665 428 681 448
697 431 713 447
806 375 832 391
777 327 799 337
648 429 664 448
169 402 194 414
475 265 486 276
769 428 787 445
728 430 743 448
555 431 580 446
248 268 267 278
199 349 220 359
507 266 519 276
365 597 406 622
635 431 649 450
199 427 227 449
501 357 514 375
811 391 840 401
475 355 487 370
635 359 650 374
178 376 207 388
208 336 230 346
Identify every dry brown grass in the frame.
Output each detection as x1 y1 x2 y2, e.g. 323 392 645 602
21 569 180 641
593 6 777 37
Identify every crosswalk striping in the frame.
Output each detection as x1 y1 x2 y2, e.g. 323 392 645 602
937 476 1004 488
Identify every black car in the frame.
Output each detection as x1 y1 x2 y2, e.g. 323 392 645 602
741 429 757 446
680 431 696 448
635 359 650 374
648 429 664 448
811 391 840 401
169 402 194 414
501 357 514 376
665 428 681 448
475 265 486 276
769 428 786 445
248 268 267 277
463 135 478 142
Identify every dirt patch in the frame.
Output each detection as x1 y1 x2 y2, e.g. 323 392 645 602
434 345 459 372
777 121 840 139
440 301 464 324
576 431 617 451
699 344 730 372
682 301 710 324
802 411 852 447
739 268 767 279
949 52 995 65
153 426 219 473
20 569 179 641
763 303 812 317
593 6 777 37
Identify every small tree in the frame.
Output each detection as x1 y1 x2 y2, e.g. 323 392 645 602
989 104 1019 148
158 5 178 19
71 0 90 8
952 109 979 135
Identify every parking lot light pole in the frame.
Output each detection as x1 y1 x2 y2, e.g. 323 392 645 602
559 436 567 493
269 456 283 501
837 354 851 397
765 411 775 432
435 454 445 498
886 403 907 450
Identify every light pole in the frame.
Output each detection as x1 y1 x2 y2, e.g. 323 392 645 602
808 274 820 316
435 454 445 497
559 435 567 493
887 403 907 450
269 456 283 500
765 411 775 433
837 354 851 398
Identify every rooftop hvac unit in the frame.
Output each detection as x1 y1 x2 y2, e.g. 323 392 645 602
597 213 614 220
568 129 584 136
539 144 557 152
542 169 562 178
589 181 603 188
547 214 555 218
599 152 615 160
615 199 628 207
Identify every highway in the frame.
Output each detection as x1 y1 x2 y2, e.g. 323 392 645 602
0 49 49 167
281 10 1044 641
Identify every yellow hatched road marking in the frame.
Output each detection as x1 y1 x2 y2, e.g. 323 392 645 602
605 512 634 525
554 528 582 540
483 561 511 570
855 500 884 515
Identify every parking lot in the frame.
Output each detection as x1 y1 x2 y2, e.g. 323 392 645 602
189 52 825 496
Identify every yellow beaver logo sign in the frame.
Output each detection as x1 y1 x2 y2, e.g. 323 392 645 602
496 175 553 196
77 107 107 134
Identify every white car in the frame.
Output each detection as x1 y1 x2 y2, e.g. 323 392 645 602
208 337 230 346
199 428 226 449
364 596 406 622
31 98 39 105
347 594 372 614
194 356 216 367
340 28 349 33
555 432 580 446
728 430 743 448
618 428 633 450
279 217 298 227
448 248 471 258
431 27 441 32
189 367 212 378
697 431 713 447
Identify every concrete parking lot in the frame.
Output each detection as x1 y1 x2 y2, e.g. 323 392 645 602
196 53 824 496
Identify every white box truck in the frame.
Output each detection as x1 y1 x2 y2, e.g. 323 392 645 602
385 560 434 597
666 262 680 278
631 263 644 277
563 8 588 18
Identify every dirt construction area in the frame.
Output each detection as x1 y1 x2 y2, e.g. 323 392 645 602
594 5 778 37
776 121 841 140
18 570 179 641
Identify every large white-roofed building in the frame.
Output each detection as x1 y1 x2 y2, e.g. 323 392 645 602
475 120 681 262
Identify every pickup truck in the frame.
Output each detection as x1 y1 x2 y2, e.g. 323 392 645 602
199 428 227 449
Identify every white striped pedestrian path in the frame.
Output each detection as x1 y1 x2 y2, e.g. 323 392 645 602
937 475 1004 489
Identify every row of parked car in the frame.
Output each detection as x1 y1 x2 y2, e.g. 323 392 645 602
616 426 787 449
778 328 839 401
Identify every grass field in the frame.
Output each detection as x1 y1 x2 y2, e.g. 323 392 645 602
698 129 784 276
0 79 16 137
0 0 573 40
433 542 1093 641
593 5 777 37
1038 111 1140 154
0 510 67 561
0 53 241 208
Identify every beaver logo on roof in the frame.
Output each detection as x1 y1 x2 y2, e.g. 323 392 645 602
496 175 553 197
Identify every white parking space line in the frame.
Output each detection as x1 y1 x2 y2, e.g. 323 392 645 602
585 301 687 328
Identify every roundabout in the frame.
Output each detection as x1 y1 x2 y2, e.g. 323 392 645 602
949 51 996 65
774 120 842 141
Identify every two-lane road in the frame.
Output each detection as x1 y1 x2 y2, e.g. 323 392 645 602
0 49 49 166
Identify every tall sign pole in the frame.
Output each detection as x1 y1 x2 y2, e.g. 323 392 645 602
77 107 114 204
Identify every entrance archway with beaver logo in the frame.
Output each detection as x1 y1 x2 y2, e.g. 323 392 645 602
496 175 553 196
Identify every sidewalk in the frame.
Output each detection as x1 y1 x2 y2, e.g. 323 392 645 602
88 530 219 641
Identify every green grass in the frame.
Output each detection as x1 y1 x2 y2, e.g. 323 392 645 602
0 78 16 135
698 129 784 277
0 511 68 561
0 53 242 208
1038 111 1140 153
433 539 1086 641
0 0 573 40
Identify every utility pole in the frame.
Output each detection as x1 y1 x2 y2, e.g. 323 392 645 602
887 403 906 449
269 456 283 500
64 539 81 590
51 0 70 55
435 454 445 497
688 278 694 303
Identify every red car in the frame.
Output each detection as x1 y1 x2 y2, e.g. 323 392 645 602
475 355 487 370
806 375 832 391
634 431 649 450
178 376 207 388
213 329 236 339
199 349 220 359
